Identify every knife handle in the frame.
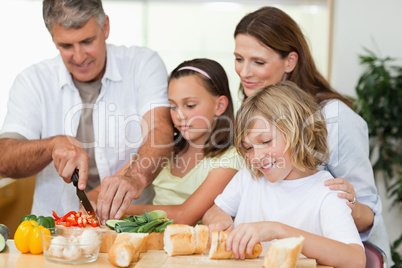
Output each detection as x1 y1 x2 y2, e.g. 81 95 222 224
71 169 79 188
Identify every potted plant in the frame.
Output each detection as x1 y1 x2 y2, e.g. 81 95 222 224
354 48 402 267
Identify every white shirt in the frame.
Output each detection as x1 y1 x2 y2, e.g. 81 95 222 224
215 168 363 247
0 44 169 216
320 100 392 263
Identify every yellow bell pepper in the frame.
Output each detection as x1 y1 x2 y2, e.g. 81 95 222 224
14 220 50 254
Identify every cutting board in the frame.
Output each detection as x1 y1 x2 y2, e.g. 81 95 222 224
135 250 329 268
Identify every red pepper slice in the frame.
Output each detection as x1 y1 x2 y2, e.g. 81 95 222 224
56 211 77 225
52 211 60 221
89 221 98 228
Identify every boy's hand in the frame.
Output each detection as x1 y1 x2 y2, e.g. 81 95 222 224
227 221 279 259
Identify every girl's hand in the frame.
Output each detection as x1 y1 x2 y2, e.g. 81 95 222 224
203 204 234 233
325 177 357 209
226 222 278 259
208 221 233 233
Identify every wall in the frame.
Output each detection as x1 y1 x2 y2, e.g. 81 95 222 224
331 0 402 251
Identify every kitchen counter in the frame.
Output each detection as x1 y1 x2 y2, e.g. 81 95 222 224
1 240 332 268
1 240 115 268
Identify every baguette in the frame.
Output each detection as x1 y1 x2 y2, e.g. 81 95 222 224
108 240 133 268
193 225 209 254
108 233 149 267
262 236 305 268
163 224 196 256
208 230 262 259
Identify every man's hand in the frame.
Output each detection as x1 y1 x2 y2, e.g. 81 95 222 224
51 135 89 190
96 175 146 223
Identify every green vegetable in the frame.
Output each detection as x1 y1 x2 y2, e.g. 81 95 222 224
114 221 141 233
122 210 167 224
36 216 55 229
111 210 173 233
137 219 165 233
146 210 167 221
20 214 54 229
105 219 127 230
0 224 10 252
20 214 38 222
154 220 174 233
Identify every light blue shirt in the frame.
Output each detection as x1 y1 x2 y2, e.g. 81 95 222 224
320 99 393 265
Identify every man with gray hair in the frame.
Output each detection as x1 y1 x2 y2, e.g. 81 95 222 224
0 0 173 223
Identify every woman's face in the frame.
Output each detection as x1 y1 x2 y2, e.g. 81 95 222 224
234 34 289 97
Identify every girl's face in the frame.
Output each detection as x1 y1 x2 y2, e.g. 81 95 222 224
241 117 304 182
168 75 222 147
234 34 290 97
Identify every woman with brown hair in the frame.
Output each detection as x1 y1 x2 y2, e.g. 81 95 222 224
232 6 392 264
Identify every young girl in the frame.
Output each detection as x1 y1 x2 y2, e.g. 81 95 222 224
203 81 366 268
125 58 242 225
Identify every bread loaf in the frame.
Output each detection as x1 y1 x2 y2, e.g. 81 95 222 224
209 230 262 259
193 225 209 254
262 236 305 268
163 224 196 256
108 233 149 267
108 240 133 268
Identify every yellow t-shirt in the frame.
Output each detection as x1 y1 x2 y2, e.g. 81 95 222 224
152 147 243 205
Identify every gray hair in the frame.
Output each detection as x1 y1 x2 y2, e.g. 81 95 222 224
43 0 106 33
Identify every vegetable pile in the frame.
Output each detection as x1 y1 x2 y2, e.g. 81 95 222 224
52 211 99 228
106 210 174 233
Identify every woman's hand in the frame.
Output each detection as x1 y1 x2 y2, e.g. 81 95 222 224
325 177 357 209
325 177 374 232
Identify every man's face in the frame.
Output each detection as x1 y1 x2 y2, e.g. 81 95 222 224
51 16 109 83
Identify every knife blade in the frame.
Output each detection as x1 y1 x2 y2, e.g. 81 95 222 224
71 170 100 226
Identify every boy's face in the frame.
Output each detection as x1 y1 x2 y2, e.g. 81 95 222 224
51 17 109 83
241 117 303 182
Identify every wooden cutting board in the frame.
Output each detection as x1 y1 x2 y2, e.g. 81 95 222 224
135 250 330 268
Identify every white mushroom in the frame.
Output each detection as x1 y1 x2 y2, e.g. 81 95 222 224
48 235 66 258
79 229 99 255
63 245 81 260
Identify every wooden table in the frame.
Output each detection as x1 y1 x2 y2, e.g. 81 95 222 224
1 240 332 268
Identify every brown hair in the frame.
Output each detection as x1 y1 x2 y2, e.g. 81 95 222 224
235 81 329 179
169 58 234 158
235 6 353 109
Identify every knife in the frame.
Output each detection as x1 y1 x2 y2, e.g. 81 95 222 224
71 169 100 226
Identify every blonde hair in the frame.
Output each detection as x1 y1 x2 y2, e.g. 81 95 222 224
235 81 329 178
